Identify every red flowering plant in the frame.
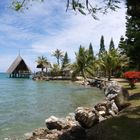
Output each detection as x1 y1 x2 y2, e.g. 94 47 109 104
123 71 140 89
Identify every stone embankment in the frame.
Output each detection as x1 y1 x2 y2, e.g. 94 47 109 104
26 81 129 140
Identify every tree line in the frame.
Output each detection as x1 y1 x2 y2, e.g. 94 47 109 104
36 35 129 81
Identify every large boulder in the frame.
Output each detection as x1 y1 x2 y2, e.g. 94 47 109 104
95 100 118 117
105 81 129 110
45 115 79 131
94 101 108 116
45 116 66 130
75 107 99 128
65 113 80 128
113 88 130 110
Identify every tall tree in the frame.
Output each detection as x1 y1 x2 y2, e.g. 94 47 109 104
118 36 126 54
118 36 126 55
88 43 94 60
109 38 115 52
52 49 64 66
125 0 140 70
61 52 70 70
99 35 106 57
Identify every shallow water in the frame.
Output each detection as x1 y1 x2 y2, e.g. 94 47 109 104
0 73 105 139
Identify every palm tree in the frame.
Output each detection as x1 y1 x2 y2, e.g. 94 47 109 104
52 49 64 66
50 64 60 76
98 48 128 81
36 56 50 73
43 60 51 73
72 46 94 81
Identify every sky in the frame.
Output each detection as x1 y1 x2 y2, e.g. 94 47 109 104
0 0 126 72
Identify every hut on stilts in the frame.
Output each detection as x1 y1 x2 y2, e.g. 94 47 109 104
7 55 32 78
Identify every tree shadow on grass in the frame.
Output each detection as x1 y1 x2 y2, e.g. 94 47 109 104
87 106 140 140
129 93 140 100
126 87 133 90
120 106 140 117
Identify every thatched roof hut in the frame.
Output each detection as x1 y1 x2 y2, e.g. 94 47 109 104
7 55 32 78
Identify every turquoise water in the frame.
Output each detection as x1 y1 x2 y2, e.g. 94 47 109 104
0 73 105 139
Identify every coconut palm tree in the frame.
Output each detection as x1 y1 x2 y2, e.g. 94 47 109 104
52 49 64 66
98 48 128 81
72 46 94 81
36 56 50 73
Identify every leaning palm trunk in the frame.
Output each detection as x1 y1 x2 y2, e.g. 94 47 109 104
82 70 87 82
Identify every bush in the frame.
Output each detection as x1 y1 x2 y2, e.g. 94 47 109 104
123 71 140 88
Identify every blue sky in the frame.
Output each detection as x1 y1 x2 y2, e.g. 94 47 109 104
0 0 126 72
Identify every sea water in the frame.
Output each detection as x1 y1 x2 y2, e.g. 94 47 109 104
0 73 105 139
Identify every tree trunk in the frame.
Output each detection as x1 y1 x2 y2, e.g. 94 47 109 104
82 70 87 82
108 70 111 81
41 67 44 74
57 59 59 66
46 68 48 75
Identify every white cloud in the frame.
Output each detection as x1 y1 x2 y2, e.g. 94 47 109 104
0 0 126 71
31 3 126 59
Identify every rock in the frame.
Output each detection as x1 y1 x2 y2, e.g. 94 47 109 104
95 101 112 115
104 81 129 110
45 114 79 131
24 132 33 139
46 133 59 140
105 81 121 96
98 110 106 116
46 130 61 140
45 116 66 130
111 100 119 114
98 115 106 122
94 101 108 116
75 107 99 128
95 100 119 118
32 128 48 137
26 128 48 140
108 109 116 116
65 113 79 128
113 88 129 110
106 93 118 101
59 126 86 140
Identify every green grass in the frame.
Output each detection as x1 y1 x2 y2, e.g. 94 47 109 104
120 81 140 107
87 79 140 140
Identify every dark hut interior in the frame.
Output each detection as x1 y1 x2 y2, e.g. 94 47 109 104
7 55 31 78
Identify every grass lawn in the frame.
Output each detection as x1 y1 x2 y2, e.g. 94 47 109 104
87 79 140 140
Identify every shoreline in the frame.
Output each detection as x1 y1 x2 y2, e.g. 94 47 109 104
26 80 130 140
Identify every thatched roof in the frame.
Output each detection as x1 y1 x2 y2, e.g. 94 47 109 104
7 55 32 74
